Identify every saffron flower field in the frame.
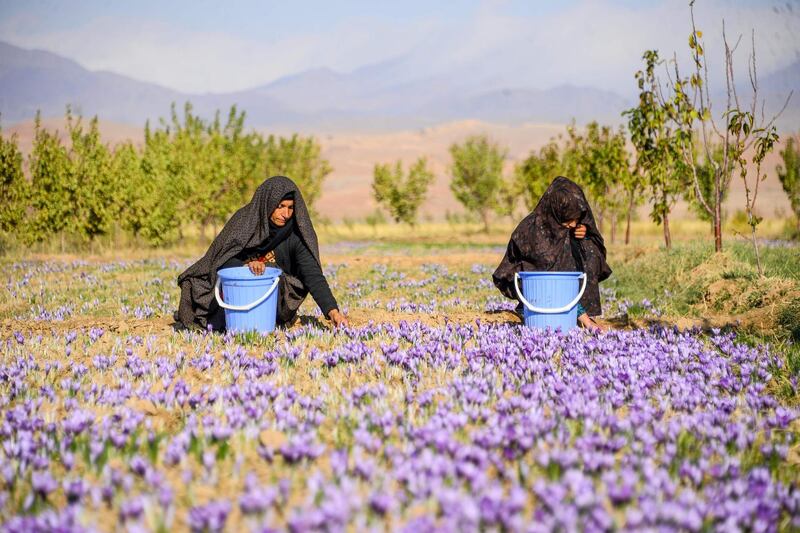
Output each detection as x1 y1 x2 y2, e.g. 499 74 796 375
1 252 799 531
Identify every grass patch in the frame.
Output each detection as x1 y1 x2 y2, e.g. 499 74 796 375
608 241 800 332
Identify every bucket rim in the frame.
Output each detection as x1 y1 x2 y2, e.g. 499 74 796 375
518 271 583 278
217 266 282 281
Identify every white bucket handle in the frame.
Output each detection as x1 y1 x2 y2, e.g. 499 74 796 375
514 272 587 314
214 275 280 311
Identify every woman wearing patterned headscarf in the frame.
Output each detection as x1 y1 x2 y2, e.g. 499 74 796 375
175 175 347 331
493 176 612 330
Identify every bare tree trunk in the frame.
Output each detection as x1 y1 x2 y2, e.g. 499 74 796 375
481 210 490 234
660 189 672 249
625 191 634 245
712 173 722 252
713 193 723 252
750 224 764 276
610 216 617 244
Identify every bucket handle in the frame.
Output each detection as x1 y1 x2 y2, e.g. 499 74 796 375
514 272 587 314
214 275 280 312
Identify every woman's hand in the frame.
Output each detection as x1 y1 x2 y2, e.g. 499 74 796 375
578 313 607 332
328 309 349 328
246 260 266 276
573 224 587 239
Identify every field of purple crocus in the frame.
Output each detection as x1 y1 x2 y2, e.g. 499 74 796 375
1 249 799 531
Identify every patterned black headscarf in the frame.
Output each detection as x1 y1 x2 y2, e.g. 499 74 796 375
176 176 320 329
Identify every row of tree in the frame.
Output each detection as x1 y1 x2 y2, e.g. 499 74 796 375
373 119 798 250
2 100 797 254
0 104 331 247
371 122 711 243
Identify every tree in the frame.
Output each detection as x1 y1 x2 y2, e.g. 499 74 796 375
684 142 728 232
623 50 687 249
125 102 262 246
493 176 520 220
777 136 800 233
132 120 190 246
514 139 563 211
165 103 215 236
27 112 74 247
449 135 507 232
66 112 116 241
372 158 435 225
564 122 632 243
664 4 790 269
219 106 266 217
113 140 147 240
0 127 26 233
263 134 332 214
5 102 335 249
619 155 645 246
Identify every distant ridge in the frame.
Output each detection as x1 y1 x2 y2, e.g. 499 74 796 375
0 41 183 124
1 41 797 131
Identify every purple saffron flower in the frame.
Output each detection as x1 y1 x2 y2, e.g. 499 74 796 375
158 487 174 509
188 500 231 532
63 478 87 505
119 497 144 522
129 455 148 477
369 492 393 516
31 471 57 498
239 486 277 515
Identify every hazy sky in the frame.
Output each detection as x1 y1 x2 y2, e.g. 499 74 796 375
1 0 798 95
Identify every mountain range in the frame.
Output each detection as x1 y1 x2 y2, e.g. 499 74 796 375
1 40 797 132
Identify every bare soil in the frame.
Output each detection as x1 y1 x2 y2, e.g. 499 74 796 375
3 250 794 337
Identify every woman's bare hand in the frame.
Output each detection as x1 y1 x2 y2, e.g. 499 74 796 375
328 309 349 328
247 260 266 276
573 225 587 239
578 313 607 332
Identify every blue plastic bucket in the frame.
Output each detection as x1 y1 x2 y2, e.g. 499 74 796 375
214 267 282 334
514 271 587 332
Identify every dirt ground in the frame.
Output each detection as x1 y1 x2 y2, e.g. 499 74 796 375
3 308 768 339
3 250 788 337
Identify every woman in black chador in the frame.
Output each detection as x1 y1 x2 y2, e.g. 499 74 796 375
175 175 348 331
493 176 612 330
